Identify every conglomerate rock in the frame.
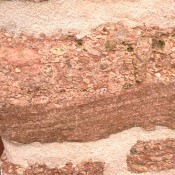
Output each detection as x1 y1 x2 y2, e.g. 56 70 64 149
127 139 175 173
1 154 104 175
0 23 175 144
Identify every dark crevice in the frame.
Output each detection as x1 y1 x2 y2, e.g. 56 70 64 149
0 137 4 157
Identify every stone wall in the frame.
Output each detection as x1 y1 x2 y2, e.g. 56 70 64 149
0 0 175 174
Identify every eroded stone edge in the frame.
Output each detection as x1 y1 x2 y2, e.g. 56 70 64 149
2 126 175 175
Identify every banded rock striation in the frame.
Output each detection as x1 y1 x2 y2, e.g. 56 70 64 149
0 0 175 174
0 24 175 144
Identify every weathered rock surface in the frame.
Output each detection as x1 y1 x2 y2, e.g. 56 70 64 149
0 0 174 37
1 127 175 175
127 139 175 173
0 24 175 143
1 154 104 175
0 1 175 174
1 81 175 143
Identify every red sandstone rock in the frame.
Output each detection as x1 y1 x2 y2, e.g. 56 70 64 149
1 154 104 175
127 139 175 173
0 24 175 143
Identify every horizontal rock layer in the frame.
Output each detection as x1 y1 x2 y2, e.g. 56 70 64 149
0 24 175 143
1 81 175 144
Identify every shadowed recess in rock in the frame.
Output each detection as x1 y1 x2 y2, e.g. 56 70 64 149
0 137 4 156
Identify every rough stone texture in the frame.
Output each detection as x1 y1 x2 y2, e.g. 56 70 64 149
0 24 175 143
1 154 104 175
0 0 175 174
127 139 175 173
1 81 175 144
0 0 174 37
1 127 175 175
